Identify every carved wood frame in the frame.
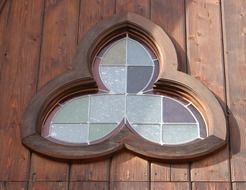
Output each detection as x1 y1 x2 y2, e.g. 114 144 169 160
22 13 227 161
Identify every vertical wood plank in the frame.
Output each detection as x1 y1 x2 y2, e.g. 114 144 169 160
0 182 4 190
30 182 67 190
151 182 190 190
151 0 187 71
70 182 108 190
110 182 148 190
151 163 170 181
116 0 150 18
30 0 80 181
78 0 116 41
222 0 246 182
232 183 246 190
70 0 115 185
110 151 148 181
192 182 231 190
186 0 230 181
0 0 44 181
151 0 189 181
70 160 110 181
5 182 27 190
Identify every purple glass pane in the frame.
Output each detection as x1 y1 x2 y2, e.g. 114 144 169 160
188 105 207 138
127 66 153 93
163 98 196 123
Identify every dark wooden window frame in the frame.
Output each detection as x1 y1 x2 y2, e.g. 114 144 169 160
22 13 226 162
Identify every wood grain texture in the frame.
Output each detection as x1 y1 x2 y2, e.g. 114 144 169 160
110 182 148 190
0 183 3 190
70 159 110 181
187 0 229 181
5 182 27 190
192 182 231 190
30 182 67 190
116 0 150 18
110 151 148 181
151 182 190 190
151 162 170 181
151 0 187 71
170 164 189 181
78 0 115 41
30 0 79 181
70 182 108 190
232 183 246 190
222 0 246 181
0 0 43 181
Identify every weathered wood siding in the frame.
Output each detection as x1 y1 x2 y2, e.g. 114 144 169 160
0 0 245 189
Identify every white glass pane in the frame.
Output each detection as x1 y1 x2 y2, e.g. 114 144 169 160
52 97 89 123
99 66 126 93
127 38 153 66
90 95 125 123
101 38 126 65
49 124 88 143
89 123 117 142
132 124 161 144
162 124 198 144
126 95 162 123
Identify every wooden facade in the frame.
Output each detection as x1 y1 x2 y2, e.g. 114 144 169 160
0 0 245 189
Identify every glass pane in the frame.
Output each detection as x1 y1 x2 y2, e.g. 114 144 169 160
101 38 126 65
127 95 162 123
52 97 89 123
99 66 126 93
127 38 153 66
162 124 198 144
89 123 117 142
132 124 161 144
90 95 125 123
163 97 196 123
127 66 153 93
188 105 207 138
49 124 88 143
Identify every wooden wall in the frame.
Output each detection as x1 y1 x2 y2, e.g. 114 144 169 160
0 0 245 189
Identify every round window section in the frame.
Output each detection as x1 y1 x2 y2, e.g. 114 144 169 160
42 34 207 145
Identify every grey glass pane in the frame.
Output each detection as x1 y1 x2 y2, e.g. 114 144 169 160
90 95 125 123
127 66 153 93
99 66 126 93
127 39 153 66
132 124 161 144
89 123 117 142
52 97 89 123
162 124 198 144
101 39 126 65
127 95 162 123
163 97 196 123
49 124 88 143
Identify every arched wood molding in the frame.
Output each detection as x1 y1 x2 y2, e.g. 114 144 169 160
22 13 227 161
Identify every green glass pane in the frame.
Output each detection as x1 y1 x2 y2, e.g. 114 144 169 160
132 124 161 144
52 96 89 123
101 39 126 65
162 124 198 144
89 123 117 142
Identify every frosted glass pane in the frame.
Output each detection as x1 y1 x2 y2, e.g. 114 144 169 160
132 124 161 144
127 39 153 66
49 124 88 143
52 97 89 123
101 39 126 65
163 98 196 123
90 95 125 123
89 123 117 142
162 124 198 144
99 66 126 93
127 66 153 93
127 95 162 123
